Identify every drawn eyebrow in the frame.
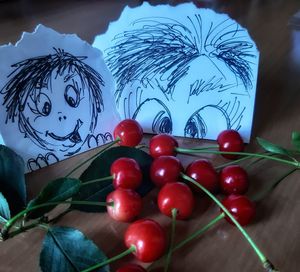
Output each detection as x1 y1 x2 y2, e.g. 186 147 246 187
187 76 237 103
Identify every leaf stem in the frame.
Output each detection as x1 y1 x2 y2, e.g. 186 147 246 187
164 208 177 272
65 139 120 178
176 148 299 168
2 220 41 239
80 176 113 187
180 172 277 271
81 245 136 272
47 208 72 224
1 201 112 239
196 145 219 150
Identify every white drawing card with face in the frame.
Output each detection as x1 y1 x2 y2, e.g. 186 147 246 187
0 25 120 172
93 3 259 143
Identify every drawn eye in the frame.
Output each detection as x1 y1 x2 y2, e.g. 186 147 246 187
152 111 172 134
132 98 172 134
65 85 80 108
185 105 230 139
35 93 52 116
184 113 206 138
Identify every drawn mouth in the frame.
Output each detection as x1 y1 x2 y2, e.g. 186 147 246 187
47 119 83 144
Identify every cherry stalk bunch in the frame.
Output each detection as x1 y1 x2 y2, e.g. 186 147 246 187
89 120 286 272
3 118 298 272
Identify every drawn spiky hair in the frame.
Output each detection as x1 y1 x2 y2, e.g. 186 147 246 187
106 15 255 103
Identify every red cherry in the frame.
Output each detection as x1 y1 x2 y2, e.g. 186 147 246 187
116 263 146 272
114 119 143 147
106 189 142 222
124 219 166 262
220 165 249 195
150 156 183 187
110 157 142 190
149 134 178 158
158 182 194 220
217 129 244 159
221 195 255 226
185 159 219 194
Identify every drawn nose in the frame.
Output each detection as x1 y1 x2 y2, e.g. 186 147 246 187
58 112 67 122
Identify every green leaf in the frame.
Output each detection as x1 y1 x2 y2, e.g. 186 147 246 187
291 131 300 151
40 226 109 272
72 146 154 212
27 178 81 219
256 137 290 156
0 192 10 220
0 145 26 215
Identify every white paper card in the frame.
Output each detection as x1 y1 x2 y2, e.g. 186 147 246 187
93 3 259 142
0 25 120 172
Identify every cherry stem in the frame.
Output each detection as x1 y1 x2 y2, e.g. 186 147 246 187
180 172 277 271
65 139 120 177
215 155 253 170
215 151 279 170
164 208 177 272
176 148 299 168
81 176 113 187
192 145 219 150
1 200 113 240
147 213 225 271
80 245 136 272
173 213 225 252
251 168 297 202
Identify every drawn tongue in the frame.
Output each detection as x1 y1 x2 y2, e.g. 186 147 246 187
69 119 83 143
69 130 82 143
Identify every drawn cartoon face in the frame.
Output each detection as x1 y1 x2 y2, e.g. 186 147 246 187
103 12 257 140
23 70 92 152
1 50 105 159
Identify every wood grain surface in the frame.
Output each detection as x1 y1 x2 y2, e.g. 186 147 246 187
1 0 300 271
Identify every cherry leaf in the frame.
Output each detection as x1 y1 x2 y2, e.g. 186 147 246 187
291 131 300 151
27 178 81 219
0 192 11 221
0 145 26 215
40 226 109 272
72 146 153 212
256 137 290 156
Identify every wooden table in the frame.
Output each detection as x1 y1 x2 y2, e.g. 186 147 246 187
1 0 300 271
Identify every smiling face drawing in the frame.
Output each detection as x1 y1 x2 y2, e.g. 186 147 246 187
23 70 92 152
1 49 104 155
